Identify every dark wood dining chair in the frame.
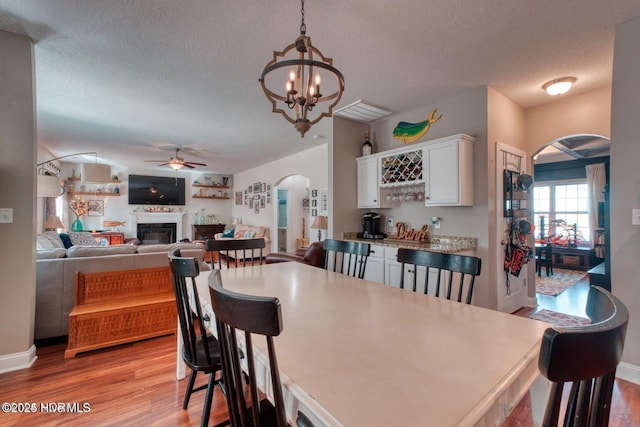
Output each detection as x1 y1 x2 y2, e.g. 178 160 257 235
169 249 223 427
205 238 266 269
396 248 481 304
536 242 553 277
538 285 628 427
207 269 291 426
322 239 371 279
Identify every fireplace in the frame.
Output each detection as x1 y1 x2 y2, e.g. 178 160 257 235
137 223 177 244
130 212 185 243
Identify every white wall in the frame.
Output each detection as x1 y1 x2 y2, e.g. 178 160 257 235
369 87 493 307
50 163 234 241
0 30 37 367
232 144 329 252
611 14 640 376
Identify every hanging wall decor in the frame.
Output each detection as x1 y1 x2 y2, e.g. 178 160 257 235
392 109 442 144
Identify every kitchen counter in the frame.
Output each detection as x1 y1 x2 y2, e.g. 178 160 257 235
341 232 477 254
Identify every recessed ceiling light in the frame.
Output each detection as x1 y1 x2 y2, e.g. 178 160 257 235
542 77 577 96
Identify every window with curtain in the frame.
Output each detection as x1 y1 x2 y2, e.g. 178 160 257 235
533 180 590 244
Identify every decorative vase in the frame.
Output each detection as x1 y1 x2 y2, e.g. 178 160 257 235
71 218 83 232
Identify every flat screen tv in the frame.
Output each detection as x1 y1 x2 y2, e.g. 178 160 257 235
128 174 186 205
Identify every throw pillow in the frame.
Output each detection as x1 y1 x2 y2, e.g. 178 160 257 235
234 228 246 239
59 233 73 249
222 228 235 238
68 232 100 247
39 231 65 249
36 235 55 250
243 230 256 238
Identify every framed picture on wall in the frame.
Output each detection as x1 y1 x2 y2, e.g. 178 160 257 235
261 182 266 192
311 199 317 207
319 188 329 215
260 196 265 208
254 203 260 214
249 198 254 209
253 182 261 193
235 192 242 205
312 209 317 217
87 200 104 216
311 189 317 197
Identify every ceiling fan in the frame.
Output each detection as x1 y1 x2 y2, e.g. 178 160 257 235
145 148 207 170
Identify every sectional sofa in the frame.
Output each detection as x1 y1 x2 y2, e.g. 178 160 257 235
35 231 208 340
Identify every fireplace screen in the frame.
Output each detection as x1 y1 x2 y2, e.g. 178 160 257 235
137 223 177 244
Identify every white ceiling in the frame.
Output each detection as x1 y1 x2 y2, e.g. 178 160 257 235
1 1 638 174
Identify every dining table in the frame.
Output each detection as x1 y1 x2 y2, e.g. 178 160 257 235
179 262 550 427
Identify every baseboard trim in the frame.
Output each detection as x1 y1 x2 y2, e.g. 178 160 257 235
617 362 640 385
0 345 37 374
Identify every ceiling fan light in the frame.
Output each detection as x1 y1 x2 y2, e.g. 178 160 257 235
543 77 576 96
169 162 184 171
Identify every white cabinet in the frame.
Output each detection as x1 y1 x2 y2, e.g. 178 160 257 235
363 244 385 284
383 246 448 295
424 135 474 206
356 156 383 208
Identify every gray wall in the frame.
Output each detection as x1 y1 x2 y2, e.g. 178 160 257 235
611 14 640 370
0 30 36 359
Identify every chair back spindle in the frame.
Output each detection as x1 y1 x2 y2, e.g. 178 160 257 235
397 249 481 304
205 238 266 269
322 239 371 279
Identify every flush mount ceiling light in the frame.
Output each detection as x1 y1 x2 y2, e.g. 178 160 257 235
542 77 576 96
259 0 345 137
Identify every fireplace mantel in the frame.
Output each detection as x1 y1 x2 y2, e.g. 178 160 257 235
130 212 185 241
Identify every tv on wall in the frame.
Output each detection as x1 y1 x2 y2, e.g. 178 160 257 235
128 174 186 205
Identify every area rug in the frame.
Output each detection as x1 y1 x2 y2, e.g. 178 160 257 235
529 309 591 327
535 268 587 296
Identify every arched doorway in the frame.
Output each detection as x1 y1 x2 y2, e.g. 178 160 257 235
530 134 610 313
272 174 310 253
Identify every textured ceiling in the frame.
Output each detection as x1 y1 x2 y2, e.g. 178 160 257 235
1 0 638 173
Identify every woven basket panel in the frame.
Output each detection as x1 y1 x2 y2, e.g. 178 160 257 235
67 301 177 349
76 267 173 305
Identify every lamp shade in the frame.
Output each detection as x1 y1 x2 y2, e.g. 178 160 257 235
311 215 328 230
37 175 64 197
81 163 112 183
44 215 65 231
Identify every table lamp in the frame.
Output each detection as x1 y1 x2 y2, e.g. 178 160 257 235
44 215 65 231
311 215 328 242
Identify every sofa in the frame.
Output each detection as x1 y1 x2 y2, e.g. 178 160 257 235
213 224 272 259
264 241 326 268
35 231 208 340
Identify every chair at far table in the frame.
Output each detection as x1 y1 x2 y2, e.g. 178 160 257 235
205 237 266 269
536 242 554 277
397 248 481 304
208 269 314 427
322 239 371 279
168 249 223 427
538 285 628 427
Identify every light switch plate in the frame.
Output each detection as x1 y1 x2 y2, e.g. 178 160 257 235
632 209 640 225
0 208 13 223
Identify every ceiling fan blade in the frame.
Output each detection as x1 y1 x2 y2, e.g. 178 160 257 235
183 163 195 169
156 162 170 167
185 162 207 167
144 160 167 162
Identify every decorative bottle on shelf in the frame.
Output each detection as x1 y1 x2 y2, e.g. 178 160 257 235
362 130 372 156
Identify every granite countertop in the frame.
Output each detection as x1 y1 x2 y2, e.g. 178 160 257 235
341 232 477 254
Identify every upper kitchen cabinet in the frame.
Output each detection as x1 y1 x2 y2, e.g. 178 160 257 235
356 134 475 208
423 134 474 206
357 156 386 208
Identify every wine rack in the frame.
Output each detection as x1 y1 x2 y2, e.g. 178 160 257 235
380 149 423 185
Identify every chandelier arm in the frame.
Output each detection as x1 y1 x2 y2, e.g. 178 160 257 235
260 59 344 84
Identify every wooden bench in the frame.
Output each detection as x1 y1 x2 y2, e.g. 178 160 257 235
65 266 177 358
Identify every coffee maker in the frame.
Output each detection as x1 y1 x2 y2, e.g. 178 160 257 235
358 212 385 239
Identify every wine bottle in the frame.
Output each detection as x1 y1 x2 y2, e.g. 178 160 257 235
362 130 372 156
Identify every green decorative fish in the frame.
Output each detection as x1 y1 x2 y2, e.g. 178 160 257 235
393 109 442 144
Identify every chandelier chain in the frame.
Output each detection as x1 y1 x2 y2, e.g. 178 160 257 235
300 0 306 35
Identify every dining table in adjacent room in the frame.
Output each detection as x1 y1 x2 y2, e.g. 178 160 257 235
181 262 549 427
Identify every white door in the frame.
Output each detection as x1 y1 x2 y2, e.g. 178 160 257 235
496 142 531 313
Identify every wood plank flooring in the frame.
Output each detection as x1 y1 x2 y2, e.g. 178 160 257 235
0 335 229 426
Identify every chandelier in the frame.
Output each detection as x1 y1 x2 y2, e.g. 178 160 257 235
259 0 345 137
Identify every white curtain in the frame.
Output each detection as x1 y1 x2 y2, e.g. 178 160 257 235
586 164 606 244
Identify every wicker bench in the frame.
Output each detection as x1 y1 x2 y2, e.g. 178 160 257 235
65 266 177 358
